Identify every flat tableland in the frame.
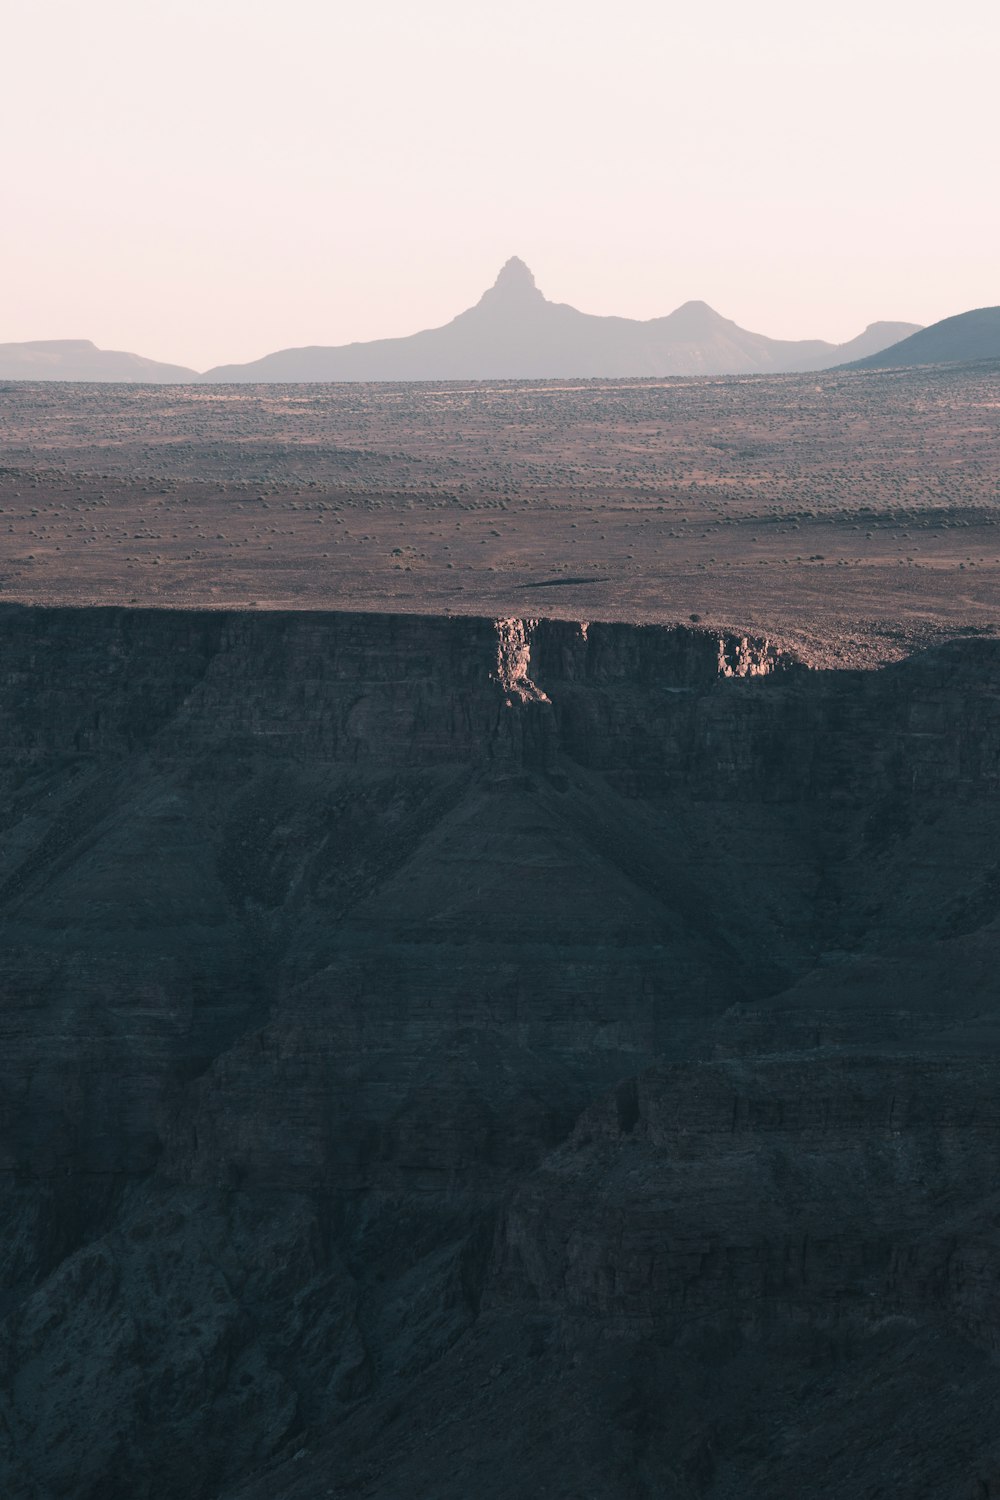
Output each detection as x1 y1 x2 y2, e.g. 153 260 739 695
2 363 999 666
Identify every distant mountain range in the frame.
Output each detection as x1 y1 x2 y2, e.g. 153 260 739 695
0 339 196 383
201 259 920 381
0 260 946 382
843 306 1000 369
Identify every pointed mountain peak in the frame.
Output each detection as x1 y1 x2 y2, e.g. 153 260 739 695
671 299 724 323
494 256 537 292
474 257 546 312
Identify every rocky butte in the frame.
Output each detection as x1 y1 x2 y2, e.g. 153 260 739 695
4 603 1000 1497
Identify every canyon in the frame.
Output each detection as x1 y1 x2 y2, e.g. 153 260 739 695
4 604 1000 1497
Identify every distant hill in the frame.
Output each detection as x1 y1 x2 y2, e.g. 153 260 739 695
844 306 1000 369
0 339 196 383
200 258 920 382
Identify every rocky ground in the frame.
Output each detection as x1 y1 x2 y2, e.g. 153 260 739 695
3 369 1000 1497
2 366 1000 667
2 605 1000 1498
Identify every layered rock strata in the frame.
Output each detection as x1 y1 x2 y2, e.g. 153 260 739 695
2 605 1000 1499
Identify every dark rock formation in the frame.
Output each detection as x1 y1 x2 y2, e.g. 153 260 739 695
3 605 1000 1498
845 304 1000 369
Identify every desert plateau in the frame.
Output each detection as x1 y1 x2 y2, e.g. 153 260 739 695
9 0 1000 1486
3 364 1000 665
3 363 1000 1498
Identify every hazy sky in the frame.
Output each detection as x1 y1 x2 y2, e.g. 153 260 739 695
4 0 997 370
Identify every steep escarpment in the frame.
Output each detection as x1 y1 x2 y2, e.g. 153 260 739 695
3 606 1000 1499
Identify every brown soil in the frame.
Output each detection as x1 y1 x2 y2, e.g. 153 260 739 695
2 364 999 667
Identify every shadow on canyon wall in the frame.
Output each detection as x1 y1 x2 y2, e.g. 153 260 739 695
3 607 1000 1499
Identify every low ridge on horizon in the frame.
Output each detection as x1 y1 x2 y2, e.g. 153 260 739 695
843 304 1000 370
1 259 926 383
0 338 197 383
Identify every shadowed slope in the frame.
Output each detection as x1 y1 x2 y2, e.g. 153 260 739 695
5 608 1000 1498
846 305 1000 368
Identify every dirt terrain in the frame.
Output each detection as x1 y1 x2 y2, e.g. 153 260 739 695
5 370 1000 1500
2 363 999 665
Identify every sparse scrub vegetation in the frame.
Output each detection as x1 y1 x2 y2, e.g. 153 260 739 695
0 367 998 664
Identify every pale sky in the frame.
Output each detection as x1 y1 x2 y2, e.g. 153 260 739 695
4 0 997 371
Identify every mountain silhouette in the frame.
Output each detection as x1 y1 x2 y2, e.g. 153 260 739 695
0 339 196 382
0 266 922 383
200 258 920 381
844 306 1000 369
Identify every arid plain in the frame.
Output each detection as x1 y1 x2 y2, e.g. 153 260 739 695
3 364 999 664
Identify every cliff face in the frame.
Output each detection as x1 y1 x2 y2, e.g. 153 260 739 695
3 606 1000 1499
